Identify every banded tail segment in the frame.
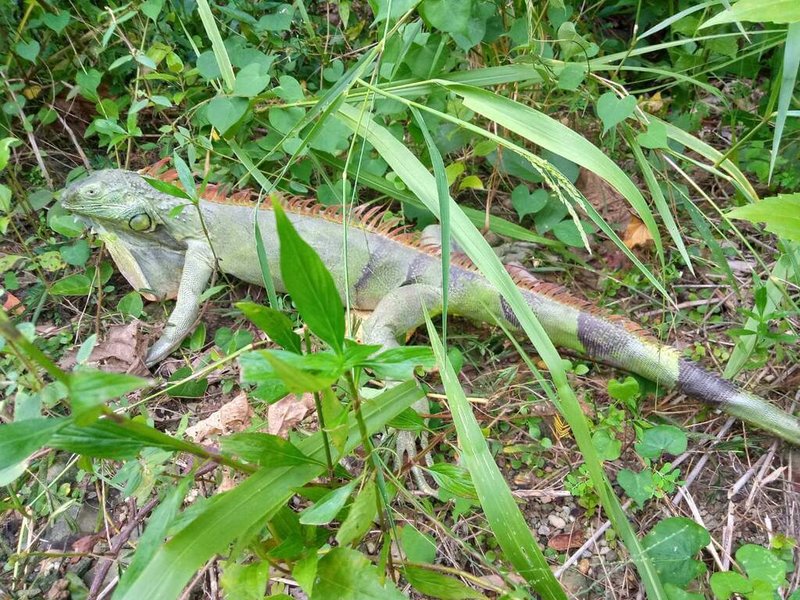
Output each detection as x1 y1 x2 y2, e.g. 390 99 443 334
504 265 800 445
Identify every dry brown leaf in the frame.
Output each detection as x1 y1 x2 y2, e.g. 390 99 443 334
268 393 315 438
548 531 585 552
60 321 150 376
576 168 631 229
622 216 654 250
186 392 253 442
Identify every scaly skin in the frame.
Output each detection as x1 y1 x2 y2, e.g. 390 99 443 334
60 168 800 449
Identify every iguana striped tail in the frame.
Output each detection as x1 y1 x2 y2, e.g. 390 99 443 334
501 265 800 444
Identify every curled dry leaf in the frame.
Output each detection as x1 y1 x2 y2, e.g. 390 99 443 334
268 393 315 438
622 216 654 250
186 392 253 442
547 530 585 552
576 168 631 230
60 321 150 376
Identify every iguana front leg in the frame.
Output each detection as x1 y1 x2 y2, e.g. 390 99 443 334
362 283 443 496
145 241 215 366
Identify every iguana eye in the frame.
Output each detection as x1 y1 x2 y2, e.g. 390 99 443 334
129 214 152 231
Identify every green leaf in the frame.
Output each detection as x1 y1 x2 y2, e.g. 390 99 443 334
220 561 271 600
592 429 621 461
42 11 71 33
400 525 437 563
727 194 800 242
115 477 192 597
166 367 209 399
260 352 338 393
236 302 302 353
299 480 358 525
0 137 16 171
142 176 193 201
642 517 710 587
60 240 90 266
419 0 473 35
617 468 655 508
596 92 637 134
272 199 345 352
312 548 405 599
113 381 424 600
637 120 669 149
511 186 548 220
118 291 144 318
14 40 40 63
221 432 321 467
233 63 271 98
140 0 164 20
360 346 436 380
75 334 97 365
403 566 486 599
769 23 800 181
335 478 378 547
206 96 249 135
68 370 149 425
701 0 800 27
256 4 295 31
607 376 640 403
195 0 235 90
635 425 687 460
710 571 753 599
737 544 788 589
197 51 221 80
50 274 92 296
75 69 102 101
0 418 69 479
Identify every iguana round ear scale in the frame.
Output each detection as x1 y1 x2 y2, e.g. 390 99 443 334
129 213 152 232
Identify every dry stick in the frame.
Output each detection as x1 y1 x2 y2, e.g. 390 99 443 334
672 417 736 505
177 557 216 600
54 109 92 170
744 440 779 510
681 488 725 571
86 496 160 600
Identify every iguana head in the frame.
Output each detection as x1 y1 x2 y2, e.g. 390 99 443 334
61 169 173 234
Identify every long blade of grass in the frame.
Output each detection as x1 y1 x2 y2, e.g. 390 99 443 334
336 103 668 600
114 380 424 600
424 315 566 599
412 107 451 347
445 83 664 263
769 22 800 182
194 0 235 91
629 138 694 273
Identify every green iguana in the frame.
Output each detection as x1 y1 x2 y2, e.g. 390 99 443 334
59 164 800 457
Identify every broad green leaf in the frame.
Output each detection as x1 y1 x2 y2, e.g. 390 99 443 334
727 194 800 242
636 120 669 149
737 544 789 589
114 381 424 600
75 334 97 365
14 40 40 63
207 96 249 135
166 367 209 399
68 370 149 425
701 0 800 27
400 525 437 564
256 4 295 31
221 432 322 467
50 420 161 459
710 571 753 599
591 429 621 461
642 517 710 587
50 273 92 296
76 69 102 100
60 240 90 266
298 479 358 525
0 418 69 478
403 566 486 599
42 11 71 33
196 51 221 80
220 561 271 600
233 63 271 97
195 0 235 90
360 346 436 380
118 291 143 318
617 468 655 508
335 478 378 546
140 0 164 20
596 92 637 134
272 199 344 352
635 425 687 460
236 302 302 353
512 186 548 219
312 548 405 599
261 351 338 393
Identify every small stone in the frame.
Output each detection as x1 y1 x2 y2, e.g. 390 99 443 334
548 514 567 529
538 524 551 536
578 558 591 575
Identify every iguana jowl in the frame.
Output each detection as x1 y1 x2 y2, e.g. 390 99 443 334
60 165 800 447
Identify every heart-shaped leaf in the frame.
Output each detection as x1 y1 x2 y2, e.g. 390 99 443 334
596 92 636 133
15 40 40 63
206 96 249 135
43 12 71 34
637 120 668 149
511 185 548 219
233 63 271 97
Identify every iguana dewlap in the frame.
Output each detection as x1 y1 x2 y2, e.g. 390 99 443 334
59 167 800 446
